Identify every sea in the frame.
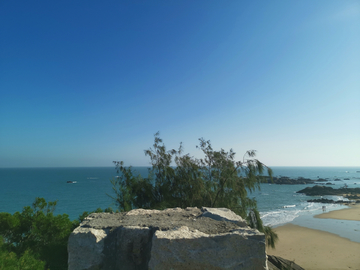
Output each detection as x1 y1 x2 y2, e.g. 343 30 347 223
1 166 360 242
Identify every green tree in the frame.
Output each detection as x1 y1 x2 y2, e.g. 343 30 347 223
112 132 278 248
0 237 46 270
0 198 77 270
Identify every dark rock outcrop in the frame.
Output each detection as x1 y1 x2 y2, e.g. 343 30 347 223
307 198 349 204
315 179 328 182
266 177 315 185
267 255 304 270
297 185 360 197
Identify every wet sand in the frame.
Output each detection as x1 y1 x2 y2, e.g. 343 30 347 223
315 203 360 221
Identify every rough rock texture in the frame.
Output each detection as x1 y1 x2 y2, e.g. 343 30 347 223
149 226 266 270
67 227 108 270
68 207 268 270
297 185 360 196
200 207 248 227
267 255 305 270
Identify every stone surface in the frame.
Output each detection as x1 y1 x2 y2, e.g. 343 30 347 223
68 207 268 270
68 227 108 270
149 226 267 270
267 255 304 270
200 207 248 227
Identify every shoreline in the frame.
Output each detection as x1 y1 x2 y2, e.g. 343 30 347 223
267 204 360 270
314 203 360 221
267 224 360 270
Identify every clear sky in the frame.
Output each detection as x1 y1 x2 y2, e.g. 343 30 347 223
1 0 359 168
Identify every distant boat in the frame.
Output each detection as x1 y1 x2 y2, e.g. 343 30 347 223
67 181 77 184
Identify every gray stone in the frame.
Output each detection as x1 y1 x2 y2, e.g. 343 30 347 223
267 255 305 270
68 207 268 270
149 226 267 270
68 227 108 270
102 226 154 270
200 207 248 227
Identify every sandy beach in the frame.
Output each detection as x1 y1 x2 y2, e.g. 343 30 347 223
267 204 360 270
314 203 360 221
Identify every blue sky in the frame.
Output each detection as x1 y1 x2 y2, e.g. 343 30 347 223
1 0 359 167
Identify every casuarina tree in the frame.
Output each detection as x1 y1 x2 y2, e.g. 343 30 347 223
111 132 278 248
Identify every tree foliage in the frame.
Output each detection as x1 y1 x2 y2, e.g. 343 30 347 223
0 238 46 270
0 198 77 270
111 132 278 247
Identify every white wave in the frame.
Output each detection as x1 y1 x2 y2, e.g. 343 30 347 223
260 209 301 227
283 205 296 208
260 200 347 227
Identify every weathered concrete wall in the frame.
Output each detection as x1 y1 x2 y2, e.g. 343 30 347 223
68 207 268 270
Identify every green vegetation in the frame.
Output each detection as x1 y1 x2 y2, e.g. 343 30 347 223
0 237 46 270
0 198 116 270
0 198 76 270
111 132 278 248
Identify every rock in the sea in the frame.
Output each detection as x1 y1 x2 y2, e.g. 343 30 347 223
297 185 360 197
68 207 268 270
266 176 315 185
307 198 349 204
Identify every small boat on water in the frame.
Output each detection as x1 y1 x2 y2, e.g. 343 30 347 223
67 181 77 184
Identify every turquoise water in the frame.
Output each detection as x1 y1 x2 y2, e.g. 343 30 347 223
1 166 359 241
0 167 117 220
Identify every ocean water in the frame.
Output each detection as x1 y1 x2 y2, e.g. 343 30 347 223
1 166 360 241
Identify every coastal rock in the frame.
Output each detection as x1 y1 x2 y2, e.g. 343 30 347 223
200 207 248 227
296 185 360 197
267 255 304 270
315 178 328 182
68 207 268 270
68 227 108 270
149 226 266 270
307 198 349 204
266 177 315 185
